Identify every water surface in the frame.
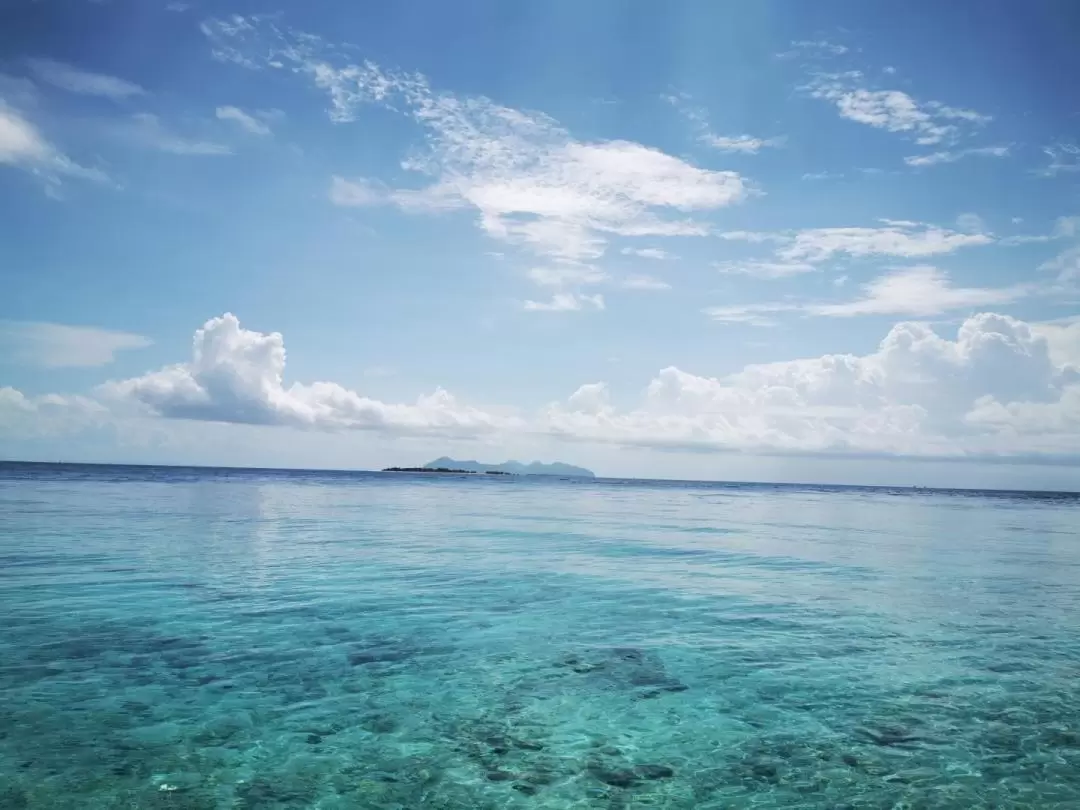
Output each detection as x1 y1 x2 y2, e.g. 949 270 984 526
2 463 1079 808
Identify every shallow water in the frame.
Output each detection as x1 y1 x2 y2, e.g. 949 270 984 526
1 463 1079 809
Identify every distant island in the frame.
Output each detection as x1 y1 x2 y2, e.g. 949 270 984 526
381 459 594 477
424 457 596 478
381 466 512 475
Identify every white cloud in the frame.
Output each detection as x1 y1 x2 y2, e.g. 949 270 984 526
702 134 785 154
1001 215 1080 246
714 259 816 278
777 40 849 59
955 212 988 234
27 58 145 101
776 220 993 262
206 18 749 263
703 303 797 326
544 313 1080 458
215 105 271 135
523 293 605 312
166 2 191 11
0 387 110 439
1041 246 1080 283
801 171 842 181
0 321 151 367
123 113 231 155
621 247 674 260
100 313 511 437
621 274 671 291
717 230 781 244
704 267 1027 324
904 145 1010 167
806 73 989 145
1039 142 1080 177
526 265 607 287
808 266 1027 317
329 175 463 213
0 102 109 189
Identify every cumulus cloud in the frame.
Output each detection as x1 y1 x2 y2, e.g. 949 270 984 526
100 313 512 437
215 105 273 135
0 321 151 367
904 145 1009 167
0 387 109 439
806 73 989 145
205 18 749 264
27 58 145 101
545 313 1080 458
0 101 110 189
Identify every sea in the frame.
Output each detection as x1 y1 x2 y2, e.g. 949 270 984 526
1 462 1079 809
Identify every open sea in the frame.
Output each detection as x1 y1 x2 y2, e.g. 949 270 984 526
1 462 1079 809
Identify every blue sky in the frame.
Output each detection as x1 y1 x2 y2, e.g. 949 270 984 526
2 0 1080 488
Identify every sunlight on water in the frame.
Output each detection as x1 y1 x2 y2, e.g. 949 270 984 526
1 463 1079 809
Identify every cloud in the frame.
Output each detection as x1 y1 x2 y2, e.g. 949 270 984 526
806 73 989 145
526 265 607 287
206 18 749 264
714 259 816 278
776 220 993 262
1040 142 1080 177
904 145 1010 167
100 313 511 437
123 113 231 155
801 171 842 181
1001 216 1080 246
329 175 464 213
1041 246 1080 283
0 101 110 189
0 321 151 367
523 293 605 312
808 266 1027 317
621 275 671 291
704 267 1027 324
702 134 785 154
27 58 145 101
0 387 110 439
621 247 674 260
215 105 272 135
777 40 849 59
545 313 1080 458
955 212 987 235
703 303 797 326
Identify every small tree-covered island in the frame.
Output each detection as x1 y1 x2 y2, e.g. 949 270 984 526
382 458 596 478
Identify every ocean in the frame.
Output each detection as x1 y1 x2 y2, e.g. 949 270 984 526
1 462 1079 809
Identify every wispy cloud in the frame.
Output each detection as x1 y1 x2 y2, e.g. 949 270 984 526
0 102 110 191
527 265 607 287
714 259 816 278
523 293 605 312
1039 142 1080 177
205 18 749 267
805 72 989 145
777 40 849 59
621 247 674 260
215 105 273 135
123 113 231 156
704 267 1027 324
702 134 785 154
27 58 145 101
0 321 150 367
621 274 671 291
904 145 1010 167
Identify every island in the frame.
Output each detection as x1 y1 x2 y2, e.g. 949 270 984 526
423 457 595 478
380 466 516 475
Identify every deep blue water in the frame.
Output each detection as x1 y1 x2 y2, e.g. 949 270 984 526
1 462 1079 809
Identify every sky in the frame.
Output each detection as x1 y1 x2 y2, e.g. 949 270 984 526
2 0 1080 489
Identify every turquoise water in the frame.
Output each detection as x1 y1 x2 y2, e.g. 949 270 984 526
2 464 1079 809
